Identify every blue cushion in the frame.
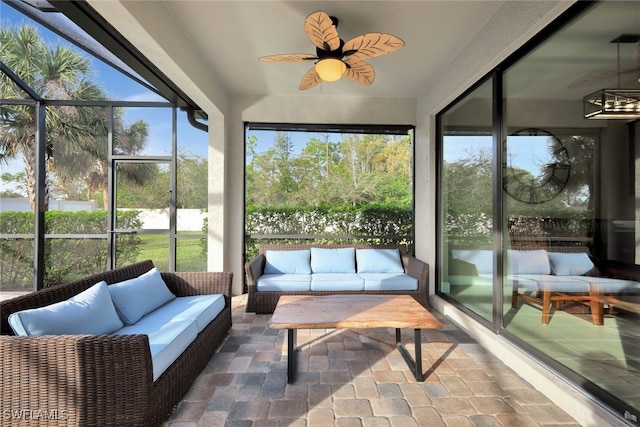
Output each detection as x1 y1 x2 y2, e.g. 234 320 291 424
508 250 550 275
310 273 364 291
570 277 639 293
452 249 493 275
257 274 311 291
356 249 404 273
514 274 589 293
8 281 123 336
360 273 417 291
108 267 176 325
311 248 355 273
264 250 311 274
114 319 197 381
136 295 225 333
548 252 594 276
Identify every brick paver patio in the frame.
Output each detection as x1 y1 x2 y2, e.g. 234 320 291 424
162 295 580 426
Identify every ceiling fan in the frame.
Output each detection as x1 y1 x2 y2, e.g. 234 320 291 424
258 11 405 90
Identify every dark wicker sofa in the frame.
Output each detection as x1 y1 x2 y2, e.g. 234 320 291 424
0 260 232 427
245 244 428 314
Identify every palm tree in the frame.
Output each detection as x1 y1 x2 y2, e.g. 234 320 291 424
1 24 150 211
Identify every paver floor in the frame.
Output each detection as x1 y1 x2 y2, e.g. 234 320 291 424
163 295 581 427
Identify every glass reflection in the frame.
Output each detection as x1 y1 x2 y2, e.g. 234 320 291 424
440 79 494 321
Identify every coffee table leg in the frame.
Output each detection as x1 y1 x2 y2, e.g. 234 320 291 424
287 329 297 384
396 328 424 381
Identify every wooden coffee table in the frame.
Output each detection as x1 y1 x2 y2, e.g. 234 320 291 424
269 294 443 383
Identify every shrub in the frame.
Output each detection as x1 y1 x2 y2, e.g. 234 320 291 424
0 210 142 290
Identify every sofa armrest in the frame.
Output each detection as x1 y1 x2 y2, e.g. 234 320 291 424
402 254 429 294
162 272 233 301
245 254 266 291
0 334 152 426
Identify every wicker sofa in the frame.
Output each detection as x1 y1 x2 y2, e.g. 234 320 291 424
245 244 428 313
0 260 232 426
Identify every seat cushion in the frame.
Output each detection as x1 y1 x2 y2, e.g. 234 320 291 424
257 274 311 291
570 276 640 293
114 319 198 381
8 281 123 336
108 267 176 325
311 247 356 273
310 273 364 291
360 273 418 291
514 275 589 293
507 275 540 292
356 249 404 273
264 250 311 274
135 295 225 333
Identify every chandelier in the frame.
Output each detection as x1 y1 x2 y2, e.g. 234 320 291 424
584 35 640 120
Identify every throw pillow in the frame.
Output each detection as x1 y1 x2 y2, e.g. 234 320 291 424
264 250 311 274
508 249 550 275
108 267 176 325
451 249 493 275
310 247 356 273
8 281 123 336
356 249 404 273
548 252 595 276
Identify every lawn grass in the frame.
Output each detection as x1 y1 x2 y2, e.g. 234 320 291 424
136 233 206 271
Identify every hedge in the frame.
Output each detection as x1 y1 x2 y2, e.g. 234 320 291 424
243 205 414 261
0 210 141 290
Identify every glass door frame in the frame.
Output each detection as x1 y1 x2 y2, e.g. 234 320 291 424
107 105 178 271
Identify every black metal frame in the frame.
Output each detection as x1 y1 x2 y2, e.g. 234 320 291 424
284 328 426 384
434 1 640 424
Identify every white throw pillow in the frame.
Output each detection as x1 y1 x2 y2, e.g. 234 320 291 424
451 249 493 275
108 267 176 325
548 252 595 276
310 247 356 273
508 249 550 275
264 250 311 274
8 281 123 336
356 249 404 273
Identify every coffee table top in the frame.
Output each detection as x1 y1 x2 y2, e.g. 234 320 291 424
269 295 443 330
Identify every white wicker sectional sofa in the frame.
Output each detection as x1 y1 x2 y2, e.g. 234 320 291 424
449 248 640 325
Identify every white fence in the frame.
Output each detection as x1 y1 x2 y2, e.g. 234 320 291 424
0 198 206 232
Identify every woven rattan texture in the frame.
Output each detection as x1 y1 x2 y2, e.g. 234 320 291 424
245 244 428 314
0 261 232 426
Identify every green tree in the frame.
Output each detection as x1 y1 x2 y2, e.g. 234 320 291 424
373 134 412 205
1 24 151 211
177 151 208 209
333 134 385 206
1 25 103 211
443 147 493 215
0 171 27 197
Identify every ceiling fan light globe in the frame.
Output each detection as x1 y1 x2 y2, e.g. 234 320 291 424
315 58 346 82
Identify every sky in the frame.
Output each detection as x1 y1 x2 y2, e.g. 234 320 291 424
1 4 208 161
444 135 556 177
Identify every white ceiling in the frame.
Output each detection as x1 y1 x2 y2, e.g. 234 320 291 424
160 1 505 98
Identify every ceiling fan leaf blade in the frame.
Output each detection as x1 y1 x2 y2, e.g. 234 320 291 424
299 67 322 90
304 11 340 52
343 33 405 61
259 53 317 63
344 60 375 86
